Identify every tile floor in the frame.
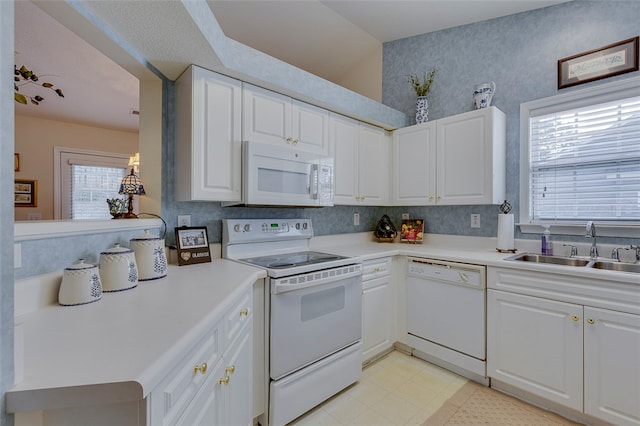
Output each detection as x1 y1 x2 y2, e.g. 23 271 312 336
288 350 468 426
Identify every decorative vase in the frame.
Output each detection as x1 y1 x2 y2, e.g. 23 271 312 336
415 96 429 124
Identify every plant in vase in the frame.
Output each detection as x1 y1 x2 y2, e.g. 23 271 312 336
407 67 436 124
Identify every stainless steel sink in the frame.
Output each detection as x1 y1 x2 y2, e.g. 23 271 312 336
506 253 591 267
590 261 640 273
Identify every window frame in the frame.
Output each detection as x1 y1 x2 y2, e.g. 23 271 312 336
519 76 640 238
53 147 132 220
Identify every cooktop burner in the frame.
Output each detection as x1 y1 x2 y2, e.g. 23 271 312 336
240 251 348 269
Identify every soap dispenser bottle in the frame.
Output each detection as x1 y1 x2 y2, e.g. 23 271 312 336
542 225 553 255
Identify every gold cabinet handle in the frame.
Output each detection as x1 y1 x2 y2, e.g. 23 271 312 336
428 196 434 201
436 195 442 200
218 376 230 385
571 315 580 322
240 308 249 316
587 318 595 324
225 365 236 374
194 362 208 375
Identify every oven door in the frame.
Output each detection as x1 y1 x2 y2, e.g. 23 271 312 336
243 140 334 207
269 265 362 380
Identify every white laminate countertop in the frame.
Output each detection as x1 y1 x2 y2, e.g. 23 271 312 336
7 259 266 413
311 232 640 286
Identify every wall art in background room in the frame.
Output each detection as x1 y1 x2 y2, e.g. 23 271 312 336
15 179 37 207
558 36 639 89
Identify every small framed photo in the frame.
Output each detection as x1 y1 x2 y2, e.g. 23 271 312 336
401 219 424 243
15 179 37 207
558 37 639 89
175 226 212 266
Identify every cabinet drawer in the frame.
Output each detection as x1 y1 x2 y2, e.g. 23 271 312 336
224 289 253 349
362 257 392 282
149 326 223 426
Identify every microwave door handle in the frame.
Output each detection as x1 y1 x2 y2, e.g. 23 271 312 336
310 164 319 199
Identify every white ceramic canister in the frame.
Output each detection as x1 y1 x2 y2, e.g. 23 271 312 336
99 243 138 292
58 259 103 306
130 230 168 281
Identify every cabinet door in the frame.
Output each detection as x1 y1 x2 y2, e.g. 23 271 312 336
584 306 640 426
330 114 359 204
358 124 389 205
436 107 505 205
362 275 394 363
176 360 225 426
487 290 583 411
243 84 290 145
224 324 253 426
175 66 242 201
291 100 329 154
392 122 437 205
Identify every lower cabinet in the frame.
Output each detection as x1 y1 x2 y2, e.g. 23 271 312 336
158 289 253 426
362 257 394 364
488 273 640 426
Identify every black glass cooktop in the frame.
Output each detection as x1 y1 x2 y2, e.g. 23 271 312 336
240 251 348 269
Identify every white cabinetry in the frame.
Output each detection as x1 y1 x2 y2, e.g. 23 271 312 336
487 267 640 426
150 288 253 426
392 106 505 205
487 290 583 411
330 114 390 205
243 84 329 154
584 306 640 426
362 257 394 364
175 65 242 202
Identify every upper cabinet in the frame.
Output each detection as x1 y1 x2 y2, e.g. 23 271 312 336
243 84 329 154
330 114 390 205
392 107 506 206
175 66 242 202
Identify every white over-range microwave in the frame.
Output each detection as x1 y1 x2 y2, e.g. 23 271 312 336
224 141 334 207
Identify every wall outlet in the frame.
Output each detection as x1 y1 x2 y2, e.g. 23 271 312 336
177 215 191 227
471 214 481 228
353 213 360 226
402 213 410 220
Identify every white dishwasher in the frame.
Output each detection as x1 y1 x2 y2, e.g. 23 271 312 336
406 257 487 383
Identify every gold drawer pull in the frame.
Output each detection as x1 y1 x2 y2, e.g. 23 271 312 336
240 308 249 316
225 365 236 374
219 376 230 385
587 318 595 324
194 362 208 375
571 315 580 322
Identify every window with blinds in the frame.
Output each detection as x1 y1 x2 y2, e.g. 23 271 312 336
529 96 640 221
70 164 126 219
54 148 131 220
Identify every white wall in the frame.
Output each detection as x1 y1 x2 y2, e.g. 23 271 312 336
14 115 138 220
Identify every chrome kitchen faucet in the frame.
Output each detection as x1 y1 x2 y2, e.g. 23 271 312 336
585 221 598 259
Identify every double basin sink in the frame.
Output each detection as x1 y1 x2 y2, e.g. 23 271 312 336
506 253 640 274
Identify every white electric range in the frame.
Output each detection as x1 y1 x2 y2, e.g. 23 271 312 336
222 218 363 426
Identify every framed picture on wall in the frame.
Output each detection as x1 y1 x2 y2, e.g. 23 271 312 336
558 37 639 89
15 179 37 207
175 226 212 266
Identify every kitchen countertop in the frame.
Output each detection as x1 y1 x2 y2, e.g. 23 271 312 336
7 259 266 413
311 232 640 287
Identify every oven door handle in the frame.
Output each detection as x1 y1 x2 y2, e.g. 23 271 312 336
272 265 362 294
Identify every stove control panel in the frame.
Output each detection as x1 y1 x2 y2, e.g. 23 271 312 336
223 218 313 244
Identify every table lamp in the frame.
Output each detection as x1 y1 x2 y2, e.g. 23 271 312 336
119 168 145 218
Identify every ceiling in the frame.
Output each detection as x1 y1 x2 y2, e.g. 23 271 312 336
14 0 568 132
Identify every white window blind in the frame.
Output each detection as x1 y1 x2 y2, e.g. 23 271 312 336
69 164 126 219
529 96 640 222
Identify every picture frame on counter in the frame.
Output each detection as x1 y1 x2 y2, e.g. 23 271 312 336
558 36 639 89
175 226 211 266
15 179 37 207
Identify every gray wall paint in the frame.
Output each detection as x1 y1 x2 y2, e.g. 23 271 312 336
382 0 640 244
1 1 15 424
